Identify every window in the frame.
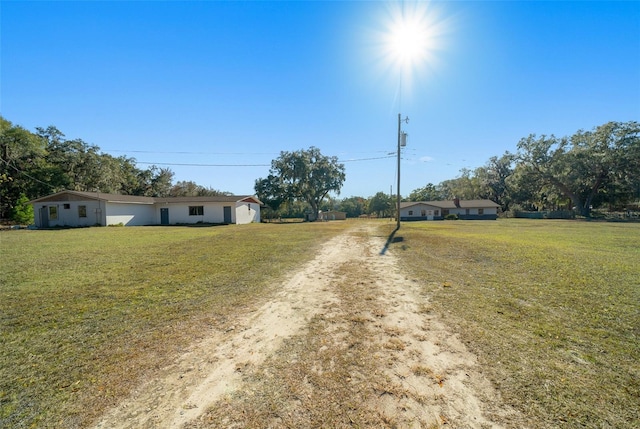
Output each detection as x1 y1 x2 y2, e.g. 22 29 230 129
189 206 204 216
49 206 58 220
78 205 87 218
408 210 413 216
465 209 470 215
442 209 449 216
421 209 426 217
63 204 71 209
435 210 440 216
478 208 484 215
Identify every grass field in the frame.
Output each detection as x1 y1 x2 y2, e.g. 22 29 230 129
388 219 640 428
0 222 350 428
1 219 638 428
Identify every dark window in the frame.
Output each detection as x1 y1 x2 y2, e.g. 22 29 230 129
478 208 484 215
408 210 413 216
435 210 440 216
189 206 204 216
78 205 87 218
63 204 71 209
442 209 449 216
49 206 58 220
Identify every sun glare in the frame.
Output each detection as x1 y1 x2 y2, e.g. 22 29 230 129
387 14 433 67
375 1 447 95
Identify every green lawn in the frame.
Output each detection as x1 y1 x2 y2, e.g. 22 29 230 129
2 219 638 428
0 222 350 428
389 219 640 428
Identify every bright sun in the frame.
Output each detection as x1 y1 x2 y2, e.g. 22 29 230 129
376 1 447 93
387 15 432 67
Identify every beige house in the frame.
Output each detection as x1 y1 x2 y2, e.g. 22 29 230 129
400 198 500 221
29 190 262 227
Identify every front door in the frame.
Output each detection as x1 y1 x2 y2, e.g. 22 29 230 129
223 206 232 224
160 208 169 225
39 207 49 228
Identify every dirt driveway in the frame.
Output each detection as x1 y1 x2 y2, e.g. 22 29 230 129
93 224 521 428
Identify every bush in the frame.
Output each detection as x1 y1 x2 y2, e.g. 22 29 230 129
445 214 459 220
11 194 34 224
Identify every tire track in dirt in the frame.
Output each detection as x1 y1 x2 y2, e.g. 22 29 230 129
355 225 520 427
93 231 347 429
93 223 521 428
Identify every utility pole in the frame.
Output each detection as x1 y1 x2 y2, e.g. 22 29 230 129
397 114 408 230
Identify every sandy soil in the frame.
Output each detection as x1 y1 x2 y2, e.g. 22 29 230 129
92 224 522 428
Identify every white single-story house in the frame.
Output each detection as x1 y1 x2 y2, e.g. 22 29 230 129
29 190 262 228
400 198 500 221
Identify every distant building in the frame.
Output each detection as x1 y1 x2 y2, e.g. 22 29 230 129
319 210 347 221
29 190 262 227
399 198 500 221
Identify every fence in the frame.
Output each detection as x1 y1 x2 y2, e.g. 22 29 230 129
514 210 575 219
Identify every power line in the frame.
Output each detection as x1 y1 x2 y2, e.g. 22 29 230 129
136 162 270 167
339 155 396 162
135 155 396 167
104 149 394 157
0 158 54 190
105 149 281 156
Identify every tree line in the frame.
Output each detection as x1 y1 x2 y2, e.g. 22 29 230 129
406 121 639 217
2 116 638 223
0 116 228 221
257 121 639 219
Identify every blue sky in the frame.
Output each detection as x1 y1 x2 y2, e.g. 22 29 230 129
2 1 639 198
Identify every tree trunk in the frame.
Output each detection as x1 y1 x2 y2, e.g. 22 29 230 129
582 172 607 218
309 201 319 222
534 166 587 217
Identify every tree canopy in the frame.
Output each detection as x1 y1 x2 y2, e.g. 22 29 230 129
408 183 444 202
255 147 346 221
368 191 393 218
405 121 639 217
515 121 639 216
0 116 221 221
3 116 637 223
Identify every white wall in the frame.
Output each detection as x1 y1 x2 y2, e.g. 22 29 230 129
235 202 260 224
449 207 498 216
105 202 155 226
154 203 231 224
35 200 104 227
34 198 261 227
400 204 441 220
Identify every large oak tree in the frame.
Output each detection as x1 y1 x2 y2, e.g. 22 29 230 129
255 147 345 221
516 121 639 216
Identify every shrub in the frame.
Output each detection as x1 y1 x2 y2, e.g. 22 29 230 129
10 194 34 225
444 214 458 220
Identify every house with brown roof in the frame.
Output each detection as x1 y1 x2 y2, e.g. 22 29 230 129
399 198 500 221
29 190 262 227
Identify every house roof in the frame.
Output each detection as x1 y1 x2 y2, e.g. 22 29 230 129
154 195 262 204
29 190 262 205
400 199 500 209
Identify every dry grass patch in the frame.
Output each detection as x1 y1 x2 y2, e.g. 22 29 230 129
0 222 350 428
189 248 440 428
390 219 640 428
189 261 394 427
